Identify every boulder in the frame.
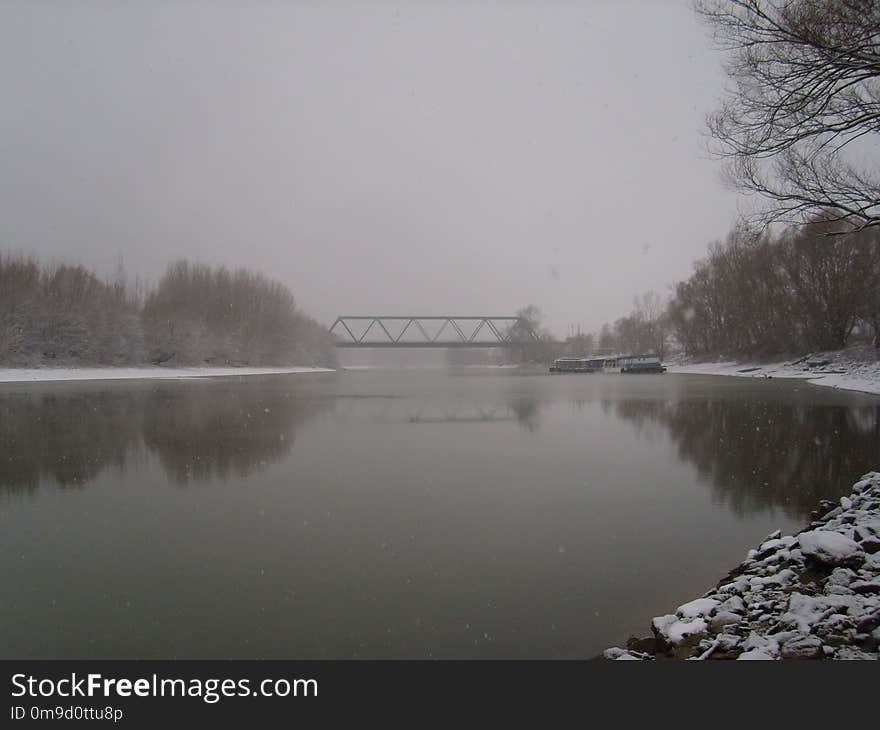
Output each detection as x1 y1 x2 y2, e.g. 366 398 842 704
856 611 880 635
737 649 774 660
652 614 709 650
851 579 880 595
718 595 746 614
709 611 742 632
676 598 720 620
798 530 864 568
780 635 823 659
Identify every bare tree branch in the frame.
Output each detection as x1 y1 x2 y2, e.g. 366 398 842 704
696 0 880 231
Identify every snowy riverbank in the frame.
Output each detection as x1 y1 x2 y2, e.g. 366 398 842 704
605 472 880 660
0 366 335 383
667 346 880 396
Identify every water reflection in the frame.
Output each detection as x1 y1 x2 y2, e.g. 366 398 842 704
610 396 880 517
141 388 328 485
403 397 540 428
0 390 142 495
1 375 876 523
2 372 878 659
0 381 330 496
333 392 542 430
509 396 541 432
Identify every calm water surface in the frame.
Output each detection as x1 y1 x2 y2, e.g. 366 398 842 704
1 369 878 658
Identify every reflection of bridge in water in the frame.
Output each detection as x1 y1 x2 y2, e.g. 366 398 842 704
330 316 539 348
406 404 513 424
330 395 538 428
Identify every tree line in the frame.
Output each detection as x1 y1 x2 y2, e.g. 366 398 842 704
449 209 879 364
0 254 335 368
578 1 880 362
668 218 879 358
588 216 880 361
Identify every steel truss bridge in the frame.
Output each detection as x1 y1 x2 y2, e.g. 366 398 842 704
329 316 539 348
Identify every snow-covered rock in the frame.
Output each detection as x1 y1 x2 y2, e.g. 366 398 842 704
676 598 719 619
717 595 746 614
780 635 823 659
652 614 709 648
737 649 774 660
798 531 864 567
603 647 651 661
709 611 742 632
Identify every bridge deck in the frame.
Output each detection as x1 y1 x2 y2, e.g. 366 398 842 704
333 341 513 348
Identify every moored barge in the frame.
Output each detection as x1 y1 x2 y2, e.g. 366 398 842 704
549 354 666 374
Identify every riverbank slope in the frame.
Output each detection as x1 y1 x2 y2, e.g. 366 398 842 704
667 345 880 396
605 472 880 660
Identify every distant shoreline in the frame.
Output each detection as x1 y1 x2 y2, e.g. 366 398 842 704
667 349 880 397
0 366 335 384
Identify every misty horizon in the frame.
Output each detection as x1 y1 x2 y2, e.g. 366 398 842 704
1 0 743 337
3 0 880 689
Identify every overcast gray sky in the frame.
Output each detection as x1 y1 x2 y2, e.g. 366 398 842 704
1 0 742 336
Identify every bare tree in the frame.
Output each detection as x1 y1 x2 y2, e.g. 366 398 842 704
666 215 879 357
861 227 880 345
142 260 336 367
565 331 594 356
0 254 335 368
633 290 671 358
596 323 616 353
505 305 555 363
697 0 880 231
781 215 874 349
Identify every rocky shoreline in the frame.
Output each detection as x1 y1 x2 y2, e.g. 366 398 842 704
605 472 880 660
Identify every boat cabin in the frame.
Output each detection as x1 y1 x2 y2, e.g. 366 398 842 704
619 354 666 373
549 357 607 373
549 353 665 374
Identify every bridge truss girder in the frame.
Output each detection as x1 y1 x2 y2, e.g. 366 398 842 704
329 316 539 348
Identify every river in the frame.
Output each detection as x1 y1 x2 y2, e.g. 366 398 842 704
1 369 877 658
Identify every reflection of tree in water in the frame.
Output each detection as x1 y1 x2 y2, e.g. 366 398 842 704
0 390 143 497
509 395 541 432
611 397 880 518
0 383 330 497
142 387 329 485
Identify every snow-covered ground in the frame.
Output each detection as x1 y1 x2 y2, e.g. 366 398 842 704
0 366 335 383
668 347 880 396
605 472 880 661
339 364 520 370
